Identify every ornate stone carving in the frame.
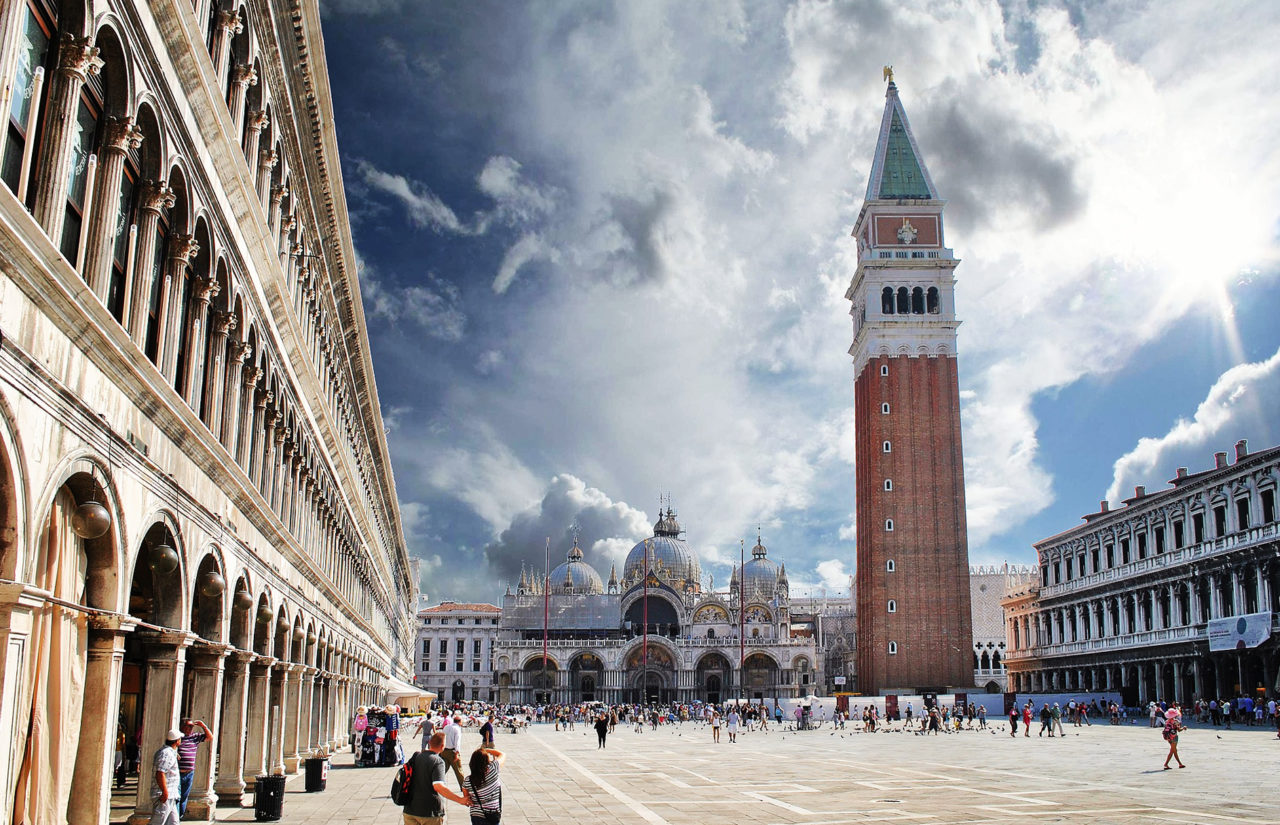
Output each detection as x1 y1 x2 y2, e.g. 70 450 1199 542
241 363 263 384
258 148 278 171
103 116 144 154
140 181 177 213
246 109 270 134
168 234 200 265
214 312 239 337
194 276 220 303
231 63 258 89
57 34 104 83
216 8 245 36
270 184 288 206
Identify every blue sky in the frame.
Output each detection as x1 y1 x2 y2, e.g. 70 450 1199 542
319 0 1280 603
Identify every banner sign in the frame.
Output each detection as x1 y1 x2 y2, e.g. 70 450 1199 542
1208 612 1272 651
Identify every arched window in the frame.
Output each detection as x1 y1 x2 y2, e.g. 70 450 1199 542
911 287 924 314
60 67 103 264
886 559 895 572
896 286 909 314
992 651 1002 669
884 479 893 491
881 286 894 315
880 364 889 377
884 519 894 532
3 1 57 202
882 440 891 453
980 651 990 669
881 402 890 414
926 286 939 314
887 600 896 613
887 641 897 655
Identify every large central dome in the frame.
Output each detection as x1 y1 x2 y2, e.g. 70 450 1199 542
622 508 702 593
732 532 786 601
549 537 604 595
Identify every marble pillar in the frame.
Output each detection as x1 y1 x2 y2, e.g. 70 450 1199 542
242 656 276 787
283 663 305 772
67 614 133 825
128 631 195 825
214 650 254 807
183 645 229 820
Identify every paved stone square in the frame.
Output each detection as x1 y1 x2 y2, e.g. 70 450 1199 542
222 720 1280 825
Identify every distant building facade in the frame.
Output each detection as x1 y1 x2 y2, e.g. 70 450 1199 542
492 513 820 705
415 601 501 703
847 76 973 694
969 565 1035 692
1003 442 1280 705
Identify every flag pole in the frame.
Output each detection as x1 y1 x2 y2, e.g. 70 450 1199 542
542 537 550 697
739 538 745 703
643 537 651 705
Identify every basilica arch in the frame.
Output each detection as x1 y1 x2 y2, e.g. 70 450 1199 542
624 641 677 704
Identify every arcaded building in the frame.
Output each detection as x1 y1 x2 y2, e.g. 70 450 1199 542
492 512 820 705
846 75 973 694
0 1 414 823
1003 442 1280 705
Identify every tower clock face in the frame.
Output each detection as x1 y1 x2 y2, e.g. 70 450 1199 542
897 220 918 244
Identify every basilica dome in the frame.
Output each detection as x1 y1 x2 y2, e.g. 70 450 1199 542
733 534 786 601
549 537 604 595
622 508 702 592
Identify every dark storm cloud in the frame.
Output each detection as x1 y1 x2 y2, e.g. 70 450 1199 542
481 475 650 588
601 189 677 285
920 96 1087 235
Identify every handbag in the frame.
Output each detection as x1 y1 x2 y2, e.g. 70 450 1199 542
470 774 502 825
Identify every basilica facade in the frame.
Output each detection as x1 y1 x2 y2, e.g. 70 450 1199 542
0 2 414 823
492 510 821 706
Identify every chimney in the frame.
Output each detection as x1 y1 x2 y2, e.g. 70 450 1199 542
1214 451 1228 469
1176 467 1188 479
1100 500 1109 513
1134 485 1146 498
1235 439 1248 462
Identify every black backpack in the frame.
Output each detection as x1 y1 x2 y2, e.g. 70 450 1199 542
391 755 415 806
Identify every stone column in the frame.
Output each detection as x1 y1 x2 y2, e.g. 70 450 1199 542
31 33 103 241
184 644 229 821
256 148 278 207
270 427 287 512
257 407 278 495
1192 658 1204 700
243 656 277 787
129 631 195 825
278 440 295 529
269 184 287 245
182 275 219 408
214 651 254 807
297 666 317 755
126 181 175 345
1171 660 1182 705
84 116 144 300
235 369 263 468
269 662 291 775
66 614 135 825
157 234 199 385
227 63 257 138
283 664 306 772
243 109 268 176
209 9 243 94
203 312 236 434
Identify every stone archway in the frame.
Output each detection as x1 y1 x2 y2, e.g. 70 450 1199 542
625 643 675 704
696 652 732 704
13 469 124 825
743 652 778 700
570 652 604 702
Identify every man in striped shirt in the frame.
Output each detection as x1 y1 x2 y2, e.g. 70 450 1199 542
176 718 212 816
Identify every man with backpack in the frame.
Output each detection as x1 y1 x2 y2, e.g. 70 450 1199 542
394 731 471 825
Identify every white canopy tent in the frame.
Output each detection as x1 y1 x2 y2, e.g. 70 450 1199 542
383 675 436 713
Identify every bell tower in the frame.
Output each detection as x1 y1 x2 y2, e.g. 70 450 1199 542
847 72 973 694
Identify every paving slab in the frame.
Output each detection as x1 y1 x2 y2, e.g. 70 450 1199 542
213 719 1280 824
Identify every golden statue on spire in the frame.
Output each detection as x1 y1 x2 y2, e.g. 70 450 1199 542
883 65 894 84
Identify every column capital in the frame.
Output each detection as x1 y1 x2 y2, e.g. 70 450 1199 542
167 234 200 265
255 389 273 410
194 276 220 304
216 8 245 35
274 426 288 445
140 180 177 214
56 33 104 83
247 109 270 134
253 656 279 669
87 613 140 635
213 311 239 337
229 649 257 666
103 115 144 154
270 184 288 206
231 62 258 89
258 148 279 171
190 641 234 660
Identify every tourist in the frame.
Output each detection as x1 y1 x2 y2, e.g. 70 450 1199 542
176 718 211 816
595 713 609 749
977 705 987 729
710 710 721 743
1008 703 1019 736
400 731 471 825
419 712 436 752
1051 703 1064 737
468 746 505 825
1022 702 1032 737
1161 703 1186 770
441 714 467 792
727 708 740 743
480 713 495 749
149 729 182 825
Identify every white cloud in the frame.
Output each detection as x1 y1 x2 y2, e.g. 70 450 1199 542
493 233 553 294
357 160 477 235
361 266 466 341
1106 348 1280 503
